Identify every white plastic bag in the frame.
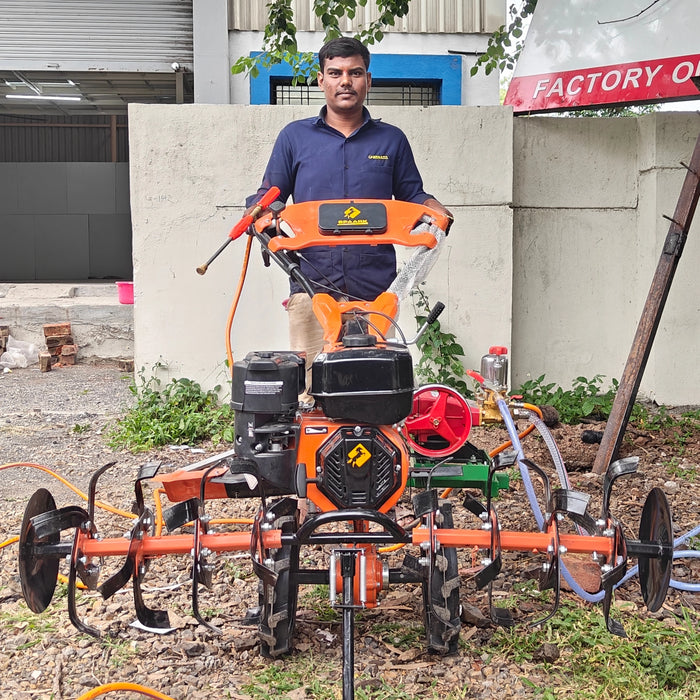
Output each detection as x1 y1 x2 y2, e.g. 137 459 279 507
0 336 38 369
387 221 446 302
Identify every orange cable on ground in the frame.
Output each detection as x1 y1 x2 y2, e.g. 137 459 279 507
0 463 137 520
75 681 175 700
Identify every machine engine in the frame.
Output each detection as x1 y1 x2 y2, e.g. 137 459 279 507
230 337 411 511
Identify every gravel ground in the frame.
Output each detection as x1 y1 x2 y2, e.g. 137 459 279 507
0 363 698 700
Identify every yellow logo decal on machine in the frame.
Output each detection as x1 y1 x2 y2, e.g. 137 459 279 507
318 202 386 234
347 444 371 468
336 205 368 227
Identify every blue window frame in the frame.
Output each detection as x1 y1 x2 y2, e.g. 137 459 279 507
250 53 462 105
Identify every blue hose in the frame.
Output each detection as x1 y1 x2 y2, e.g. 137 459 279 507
496 399 700 600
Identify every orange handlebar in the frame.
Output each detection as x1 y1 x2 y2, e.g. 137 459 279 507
255 199 448 252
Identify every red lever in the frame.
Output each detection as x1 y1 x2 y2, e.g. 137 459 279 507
196 187 281 275
488 346 508 355
228 186 281 241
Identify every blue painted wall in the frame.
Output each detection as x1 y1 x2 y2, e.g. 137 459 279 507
250 53 462 105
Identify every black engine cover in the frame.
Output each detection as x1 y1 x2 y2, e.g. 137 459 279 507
317 426 402 509
310 345 414 425
231 351 305 414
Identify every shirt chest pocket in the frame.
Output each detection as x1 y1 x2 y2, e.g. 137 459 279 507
356 156 394 196
362 156 391 169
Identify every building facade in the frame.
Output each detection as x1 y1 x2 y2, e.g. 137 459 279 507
0 0 504 282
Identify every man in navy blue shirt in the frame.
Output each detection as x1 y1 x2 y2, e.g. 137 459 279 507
248 37 452 395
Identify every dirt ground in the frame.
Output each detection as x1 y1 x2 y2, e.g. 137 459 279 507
0 362 698 700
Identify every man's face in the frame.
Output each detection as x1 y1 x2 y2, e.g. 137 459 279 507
318 54 371 114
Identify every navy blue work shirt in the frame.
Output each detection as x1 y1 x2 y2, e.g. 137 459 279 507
247 107 433 300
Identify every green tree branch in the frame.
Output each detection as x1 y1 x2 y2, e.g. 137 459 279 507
231 0 413 82
470 0 537 77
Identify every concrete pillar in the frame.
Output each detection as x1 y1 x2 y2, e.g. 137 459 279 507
193 0 231 104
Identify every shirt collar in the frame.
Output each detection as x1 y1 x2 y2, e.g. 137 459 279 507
314 106 379 133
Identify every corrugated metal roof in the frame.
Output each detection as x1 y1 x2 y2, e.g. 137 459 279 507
0 0 193 70
230 0 504 34
0 70 193 116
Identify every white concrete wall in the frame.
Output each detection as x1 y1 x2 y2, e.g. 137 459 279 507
128 104 512 393
129 106 700 406
511 112 700 406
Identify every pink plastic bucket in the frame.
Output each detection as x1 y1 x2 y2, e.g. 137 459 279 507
116 281 134 304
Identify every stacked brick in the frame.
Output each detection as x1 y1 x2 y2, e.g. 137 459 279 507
41 322 78 372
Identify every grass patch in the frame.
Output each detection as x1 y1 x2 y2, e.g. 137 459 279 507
107 369 234 452
299 584 338 622
367 620 425 650
241 657 337 700
241 653 461 699
100 636 137 668
488 602 700 699
224 560 256 581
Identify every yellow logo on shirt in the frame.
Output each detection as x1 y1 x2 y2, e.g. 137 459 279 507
368 154 389 160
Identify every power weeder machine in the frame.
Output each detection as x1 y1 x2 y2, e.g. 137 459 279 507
18 191 675 699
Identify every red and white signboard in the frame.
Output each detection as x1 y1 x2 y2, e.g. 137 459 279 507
505 0 700 113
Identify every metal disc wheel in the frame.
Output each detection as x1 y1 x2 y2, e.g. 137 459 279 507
405 385 473 458
258 500 300 658
422 501 461 654
18 488 60 614
638 487 673 613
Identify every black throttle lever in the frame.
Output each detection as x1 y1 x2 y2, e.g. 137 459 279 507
402 300 445 346
425 301 445 325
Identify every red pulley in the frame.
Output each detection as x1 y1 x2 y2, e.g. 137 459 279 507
404 384 476 458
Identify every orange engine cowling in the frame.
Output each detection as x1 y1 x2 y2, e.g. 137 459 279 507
298 412 409 514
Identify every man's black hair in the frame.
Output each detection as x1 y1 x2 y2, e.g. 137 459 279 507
318 37 370 72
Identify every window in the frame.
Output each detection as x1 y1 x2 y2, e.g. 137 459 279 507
272 79 440 106
251 54 461 105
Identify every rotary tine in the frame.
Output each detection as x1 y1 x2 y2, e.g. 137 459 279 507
482 450 514 625
87 461 118 524
67 527 101 638
191 466 223 634
601 457 638 523
601 524 629 637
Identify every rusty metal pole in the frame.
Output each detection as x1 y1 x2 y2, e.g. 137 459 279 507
593 129 700 475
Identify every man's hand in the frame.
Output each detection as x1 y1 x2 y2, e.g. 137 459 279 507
423 197 454 234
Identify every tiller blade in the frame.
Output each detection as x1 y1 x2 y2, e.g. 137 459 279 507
18 488 63 614
632 487 674 613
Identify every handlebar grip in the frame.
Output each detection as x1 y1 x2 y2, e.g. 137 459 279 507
258 185 281 209
426 301 445 325
228 186 281 242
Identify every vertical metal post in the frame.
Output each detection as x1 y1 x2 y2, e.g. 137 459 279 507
175 71 184 104
340 551 356 700
110 115 117 163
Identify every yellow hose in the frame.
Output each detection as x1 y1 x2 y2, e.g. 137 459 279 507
75 682 175 700
0 463 254 559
